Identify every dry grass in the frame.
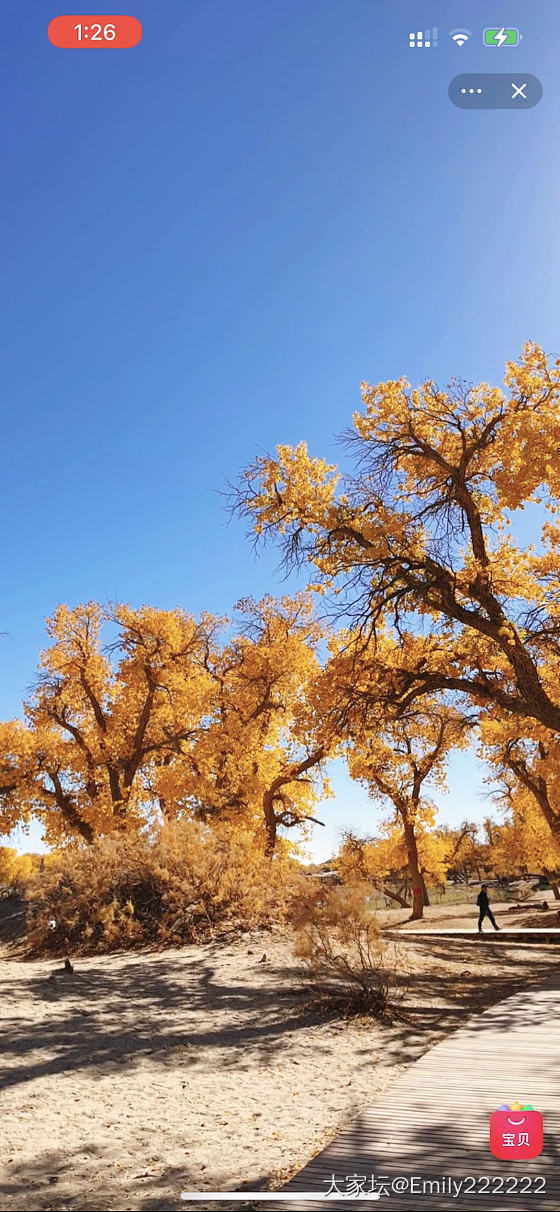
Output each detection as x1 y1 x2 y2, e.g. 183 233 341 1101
24 823 302 957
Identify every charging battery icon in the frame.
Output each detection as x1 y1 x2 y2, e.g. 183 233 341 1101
484 27 521 47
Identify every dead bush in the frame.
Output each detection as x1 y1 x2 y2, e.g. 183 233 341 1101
26 820 299 956
291 879 405 1016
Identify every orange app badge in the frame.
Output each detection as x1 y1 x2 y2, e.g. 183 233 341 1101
489 1103 543 1159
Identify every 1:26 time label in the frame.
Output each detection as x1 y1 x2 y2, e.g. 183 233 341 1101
48 15 142 48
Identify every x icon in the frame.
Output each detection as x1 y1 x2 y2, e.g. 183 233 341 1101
511 82 527 100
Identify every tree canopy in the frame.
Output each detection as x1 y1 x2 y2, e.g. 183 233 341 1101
235 344 560 739
3 345 560 918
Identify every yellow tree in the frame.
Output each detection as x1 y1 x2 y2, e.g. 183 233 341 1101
234 344 560 749
169 594 333 855
480 722 560 898
337 824 449 907
438 821 489 884
0 720 45 836
337 828 410 907
416 827 449 894
0 602 220 843
1 596 333 856
480 711 560 841
489 807 560 897
0 846 35 891
345 702 471 918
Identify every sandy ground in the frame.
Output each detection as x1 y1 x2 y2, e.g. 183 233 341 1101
2 907 560 1212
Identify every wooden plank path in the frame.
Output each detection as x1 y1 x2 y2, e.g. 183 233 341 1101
384 928 560 944
385 928 560 935
265 970 560 1211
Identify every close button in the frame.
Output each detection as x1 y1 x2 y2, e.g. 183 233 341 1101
449 74 543 109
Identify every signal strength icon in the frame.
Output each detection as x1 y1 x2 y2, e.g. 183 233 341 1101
409 27 438 49
450 28 472 47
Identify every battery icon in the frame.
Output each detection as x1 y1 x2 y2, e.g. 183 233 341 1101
484 27 521 47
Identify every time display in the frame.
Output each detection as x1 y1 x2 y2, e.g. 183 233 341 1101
48 15 142 49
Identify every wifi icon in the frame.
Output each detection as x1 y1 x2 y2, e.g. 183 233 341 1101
450 28 472 46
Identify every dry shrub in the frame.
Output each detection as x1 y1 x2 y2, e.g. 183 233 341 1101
291 879 404 1016
26 820 299 956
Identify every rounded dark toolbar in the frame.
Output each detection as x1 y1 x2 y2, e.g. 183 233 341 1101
449 74 543 109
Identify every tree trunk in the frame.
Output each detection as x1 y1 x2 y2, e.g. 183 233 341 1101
420 872 431 906
261 747 325 857
543 868 560 901
50 773 95 844
403 816 424 920
61 805 94 844
262 788 277 857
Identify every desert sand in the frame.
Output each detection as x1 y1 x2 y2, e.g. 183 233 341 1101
2 905 560 1211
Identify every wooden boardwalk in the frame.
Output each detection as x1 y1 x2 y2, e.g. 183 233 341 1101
267 971 560 1210
384 928 560 945
384 928 560 935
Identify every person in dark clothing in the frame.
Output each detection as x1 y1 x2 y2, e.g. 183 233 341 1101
476 884 500 932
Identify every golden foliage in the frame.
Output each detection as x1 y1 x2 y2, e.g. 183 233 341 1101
491 803 560 880
343 702 470 916
0 595 331 855
0 846 36 893
337 830 407 885
235 345 560 742
337 824 449 904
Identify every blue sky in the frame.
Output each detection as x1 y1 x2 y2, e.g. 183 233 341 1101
2 1 559 859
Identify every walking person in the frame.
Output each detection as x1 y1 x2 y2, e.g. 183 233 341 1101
476 884 500 932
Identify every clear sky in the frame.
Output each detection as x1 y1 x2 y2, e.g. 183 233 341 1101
2 1 559 859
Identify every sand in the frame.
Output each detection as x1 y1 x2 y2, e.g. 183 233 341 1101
2 905 560 1211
